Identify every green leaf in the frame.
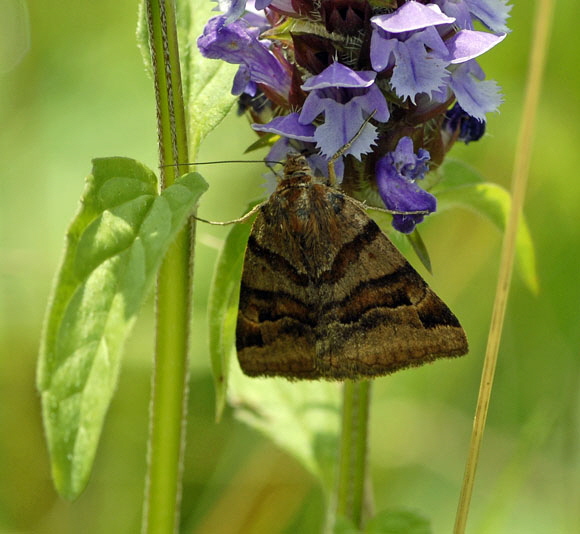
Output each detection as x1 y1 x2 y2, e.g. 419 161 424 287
229 364 341 492
187 55 238 151
207 206 257 421
432 158 484 190
136 2 153 78
364 509 431 534
436 182 539 294
244 133 279 154
37 157 208 499
405 229 432 274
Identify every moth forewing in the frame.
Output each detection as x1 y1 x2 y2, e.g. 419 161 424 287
235 154 468 380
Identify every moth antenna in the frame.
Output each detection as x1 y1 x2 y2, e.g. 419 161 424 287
159 160 283 168
365 204 431 216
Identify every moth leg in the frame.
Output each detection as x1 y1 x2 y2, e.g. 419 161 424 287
193 200 266 226
327 110 377 186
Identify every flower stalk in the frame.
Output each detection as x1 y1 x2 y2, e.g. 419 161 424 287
334 380 372 529
143 1 193 532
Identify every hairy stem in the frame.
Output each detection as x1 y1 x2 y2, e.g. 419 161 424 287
334 380 372 529
142 1 193 532
453 0 555 532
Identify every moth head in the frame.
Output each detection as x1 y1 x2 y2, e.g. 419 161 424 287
281 153 314 186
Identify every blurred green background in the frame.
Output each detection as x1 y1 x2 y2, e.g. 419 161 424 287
1 1 578 533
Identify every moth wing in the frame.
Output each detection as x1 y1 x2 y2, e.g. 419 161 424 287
236 211 321 379
236 190 468 380
313 198 468 378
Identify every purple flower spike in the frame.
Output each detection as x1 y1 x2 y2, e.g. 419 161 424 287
299 63 389 159
197 0 510 232
197 15 290 98
376 137 436 233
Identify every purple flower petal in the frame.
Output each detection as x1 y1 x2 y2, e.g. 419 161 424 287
370 31 397 72
267 0 295 12
312 99 378 159
198 16 252 62
371 1 455 34
394 137 431 180
232 65 257 96
197 15 290 97
253 113 316 141
298 90 325 125
389 36 449 103
466 0 512 33
370 21 451 102
255 64 389 168
215 0 247 23
447 30 506 64
265 136 293 164
215 0 273 20
297 63 389 157
420 25 453 58
359 83 391 122
449 61 503 120
301 62 376 90
255 0 273 9
376 137 436 233
300 82 389 124
434 0 473 29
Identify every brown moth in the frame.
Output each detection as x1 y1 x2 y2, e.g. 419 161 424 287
236 153 468 380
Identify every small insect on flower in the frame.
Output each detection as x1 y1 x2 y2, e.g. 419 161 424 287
236 153 468 380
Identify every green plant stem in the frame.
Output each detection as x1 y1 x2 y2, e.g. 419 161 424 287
335 379 372 529
453 0 554 532
143 1 193 533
